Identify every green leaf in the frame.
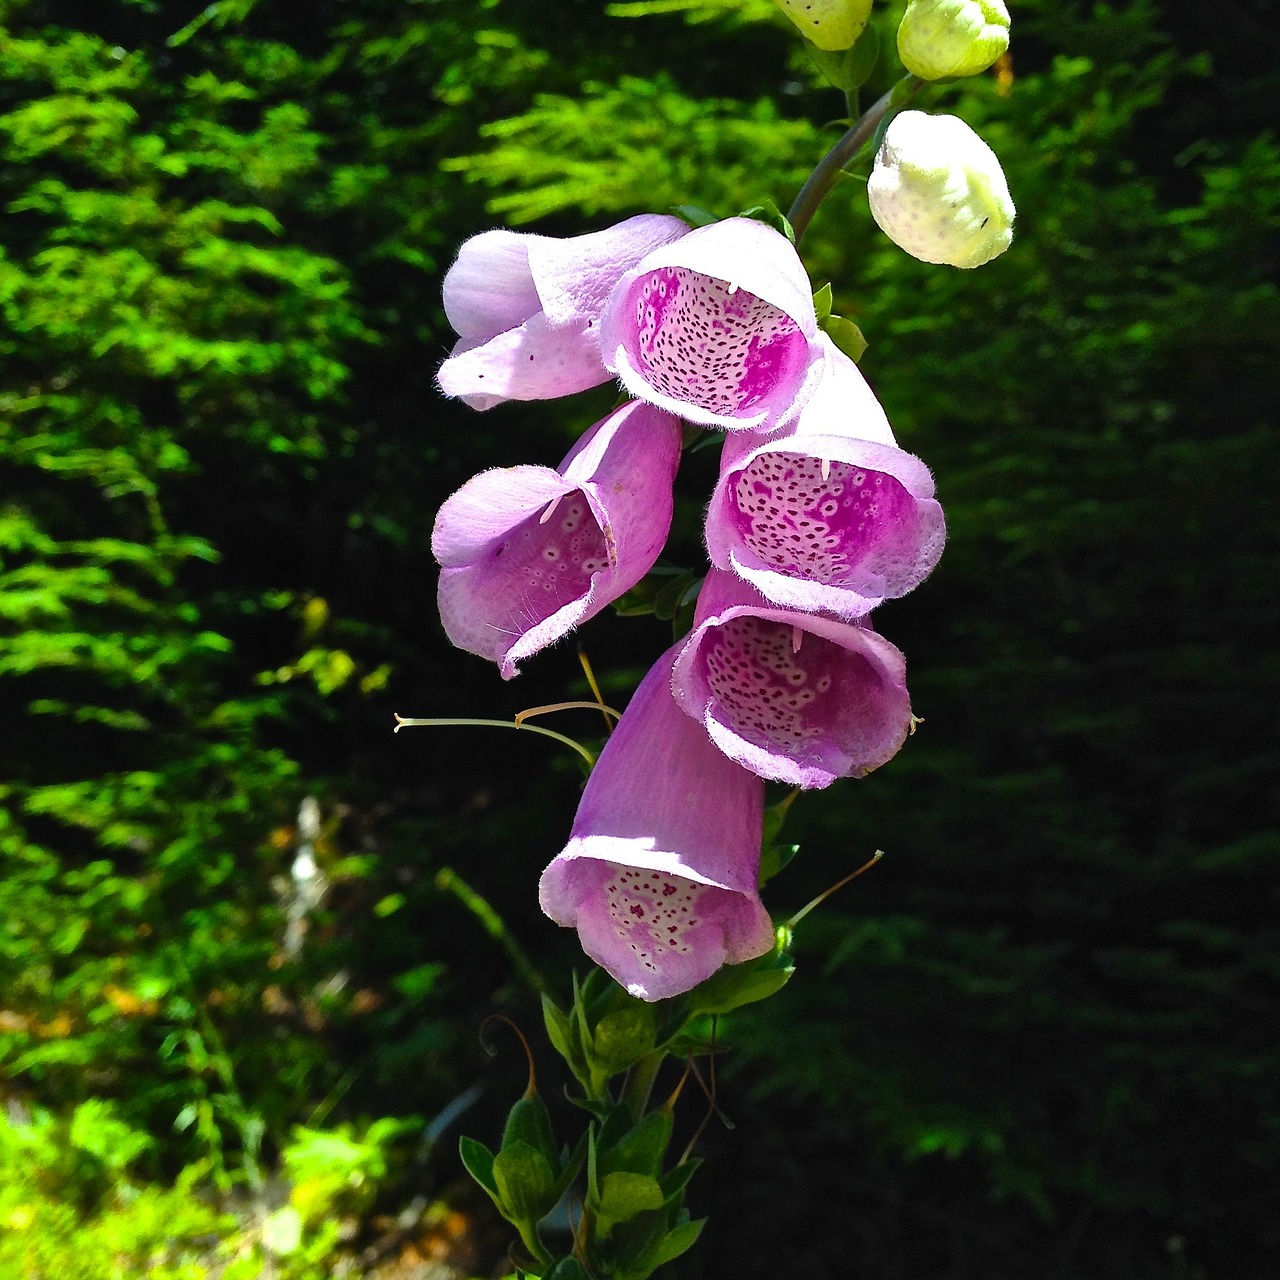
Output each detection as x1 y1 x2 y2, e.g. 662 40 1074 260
459 1135 499 1198
594 1171 665 1232
599 1109 673 1180
820 313 869 362
813 281 834 322
493 1141 558 1223
646 1216 706 1269
502 1094 557 1165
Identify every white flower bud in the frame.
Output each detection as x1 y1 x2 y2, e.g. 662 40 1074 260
866 110 1015 269
773 0 873 52
897 0 1011 80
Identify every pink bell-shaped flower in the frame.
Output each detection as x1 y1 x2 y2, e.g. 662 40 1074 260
598 217 826 433
539 645 774 1001
671 569 913 789
437 215 689 410
705 336 945 618
432 401 681 678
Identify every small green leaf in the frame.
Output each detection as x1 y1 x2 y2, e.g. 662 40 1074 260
737 199 795 244
673 203 720 228
599 1109 673 1179
594 1171 664 1231
647 1217 706 1269
813 282 834 322
493 1141 559 1223
591 1005 657 1076
759 841 800 886
459 1134 499 1197
821 314 869 363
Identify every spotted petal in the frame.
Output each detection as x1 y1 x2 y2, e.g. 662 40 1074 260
671 569 913 789
432 401 681 677
706 337 946 618
598 217 825 432
539 645 774 1001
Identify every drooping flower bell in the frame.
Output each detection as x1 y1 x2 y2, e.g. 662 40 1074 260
539 645 775 1001
597 217 826 433
866 110 1015 268
437 214 689 410
705 336 946 619
432 401 681 678
671 569 913 789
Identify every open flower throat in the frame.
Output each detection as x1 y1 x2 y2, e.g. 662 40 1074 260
703 614 850 752
732 454 914 582
603 865 703 977
630 267 807 416
488 492 609 633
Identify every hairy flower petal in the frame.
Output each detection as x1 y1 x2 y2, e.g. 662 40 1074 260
437 215 689 410
540 646 774 1001
432 401 681 677
671 570 913 789
706 337 945 617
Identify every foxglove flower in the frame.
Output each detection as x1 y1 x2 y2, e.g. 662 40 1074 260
539 646 774 1001
867 111 1015 269
598 217 826 433
705 336 945 618
433 401 681 678
671 569 913 789
437 214 688 410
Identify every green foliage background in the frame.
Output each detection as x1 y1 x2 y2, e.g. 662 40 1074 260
0 0 1275 1276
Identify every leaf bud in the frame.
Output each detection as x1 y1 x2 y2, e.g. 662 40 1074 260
897 0 1010 80
866 110 1015 268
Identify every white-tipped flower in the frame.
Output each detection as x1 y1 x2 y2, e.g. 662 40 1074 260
773 0 873 52
866 110 1015 269
897 0 1010 80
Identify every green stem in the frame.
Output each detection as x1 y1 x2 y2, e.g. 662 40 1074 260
622 1050 665 1124
514 1219 553 1269
394 715 596 767
436 866 548 996
787 78 920 243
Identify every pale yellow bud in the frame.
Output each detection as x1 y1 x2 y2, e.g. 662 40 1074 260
866 110 1015 268
773 0 874 52
897 0 1011 80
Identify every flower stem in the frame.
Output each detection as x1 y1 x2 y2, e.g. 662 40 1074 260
787 78 921 243
393 714 597 767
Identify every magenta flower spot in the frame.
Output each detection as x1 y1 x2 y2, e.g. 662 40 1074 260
540 646 774 1001
599 217 825 432
706 336 945 618
432 401 681 678
437 214 689 410
671 570 913 789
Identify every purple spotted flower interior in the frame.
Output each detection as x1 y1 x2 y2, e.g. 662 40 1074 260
603 865 704 977
486 492 608 634
703 615 858 755
733 454 915 581
631 267 808 417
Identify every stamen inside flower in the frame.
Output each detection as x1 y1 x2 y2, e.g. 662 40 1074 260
602 866 704 976
486 491 609 632
731 454 913 582
629 267 807 417
702 615 864 753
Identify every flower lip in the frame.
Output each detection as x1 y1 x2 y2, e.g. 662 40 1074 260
432 400 681 678
706 340 945 618
599 217 825 432
539 645 774 1001
437 214 690 410
671 569 913 789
